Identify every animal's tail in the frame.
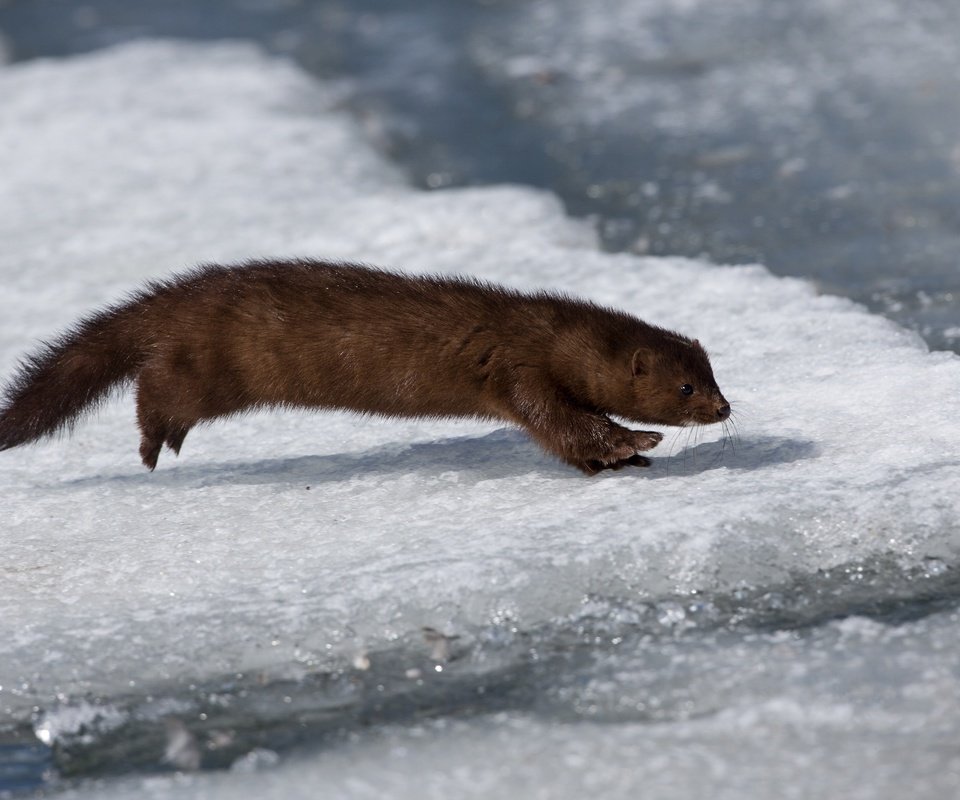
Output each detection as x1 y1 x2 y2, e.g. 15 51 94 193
0 302 146 451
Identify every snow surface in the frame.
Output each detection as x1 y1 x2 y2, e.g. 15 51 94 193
1 40 960 798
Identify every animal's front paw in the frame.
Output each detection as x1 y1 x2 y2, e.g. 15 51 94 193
625 429 662 451
604 428 662 459
570 427 661 475
577 453 651 475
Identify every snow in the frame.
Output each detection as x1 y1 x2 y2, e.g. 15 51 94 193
1 39 960 798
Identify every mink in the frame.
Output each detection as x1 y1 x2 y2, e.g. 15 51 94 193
0 260 730 474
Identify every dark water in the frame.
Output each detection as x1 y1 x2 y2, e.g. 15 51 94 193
2 0 959 350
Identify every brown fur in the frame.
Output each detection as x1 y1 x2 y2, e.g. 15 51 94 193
0 260 730 474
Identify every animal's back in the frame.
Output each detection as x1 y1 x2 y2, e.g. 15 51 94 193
135 261 553 420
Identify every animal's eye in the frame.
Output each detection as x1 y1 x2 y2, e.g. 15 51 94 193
680 384 694 396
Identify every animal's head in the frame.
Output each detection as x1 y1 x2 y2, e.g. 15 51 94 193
629 336 729 427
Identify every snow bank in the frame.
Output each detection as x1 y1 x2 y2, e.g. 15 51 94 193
1 41 959 726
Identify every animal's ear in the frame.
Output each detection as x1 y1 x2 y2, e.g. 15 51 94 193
631 348 650 377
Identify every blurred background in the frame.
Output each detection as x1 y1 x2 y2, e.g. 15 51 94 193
2 0 959 351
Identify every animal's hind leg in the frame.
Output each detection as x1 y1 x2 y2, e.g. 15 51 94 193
137 412 166 471
165 426 190 456
137 409 194 470
135 364 196 470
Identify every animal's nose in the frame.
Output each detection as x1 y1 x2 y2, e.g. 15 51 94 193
717 404 731 420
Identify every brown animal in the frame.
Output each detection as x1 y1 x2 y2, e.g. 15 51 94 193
0 260 730 474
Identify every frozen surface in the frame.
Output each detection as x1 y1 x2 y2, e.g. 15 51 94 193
1 41 960 798
468 0 960 345
52 610 960 800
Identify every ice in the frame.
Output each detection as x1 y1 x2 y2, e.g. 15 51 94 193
475 0 960 142
465 0 960 347
33 702 126 748
51 607 960 799
1 40 960 797
1 37 958 694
